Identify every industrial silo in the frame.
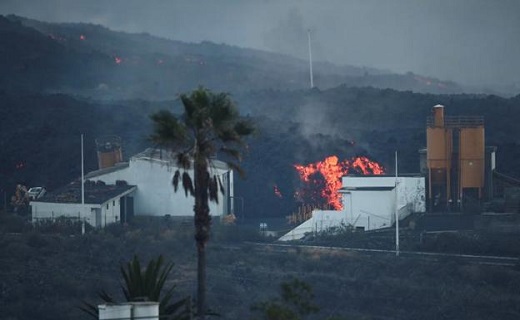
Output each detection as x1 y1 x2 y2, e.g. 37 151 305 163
95 135 123 169
426 105 452 210
459 125 485 203
425 105 487 212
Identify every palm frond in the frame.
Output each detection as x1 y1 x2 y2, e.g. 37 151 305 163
172 170 180 192
234 119 256 136
182 172 194 197
220 146 242 162
78 303 99 319
149 110 189 148
226 161 246 178
176 152 192 170
217 176 225 196
208 175 219 204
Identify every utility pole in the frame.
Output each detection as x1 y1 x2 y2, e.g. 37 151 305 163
307 29 314 89
395 151 400 257
81 134 85 235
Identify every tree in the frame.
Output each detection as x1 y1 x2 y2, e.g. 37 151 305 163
81 255 191 319
149 87 255 319
251 279 320 320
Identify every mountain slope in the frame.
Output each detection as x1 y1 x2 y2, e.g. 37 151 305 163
2 15 468 99
1 86 519 218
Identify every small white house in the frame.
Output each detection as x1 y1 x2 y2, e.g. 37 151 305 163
85 148 234 218
31 182 136 227
279 175 426 241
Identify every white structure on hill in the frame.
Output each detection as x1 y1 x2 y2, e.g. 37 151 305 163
279 175 425 241
85 148 234 218
31 148 234 227
31 183 136 227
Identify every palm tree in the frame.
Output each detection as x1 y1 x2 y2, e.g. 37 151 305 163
81 255 191 319
149 87 255 319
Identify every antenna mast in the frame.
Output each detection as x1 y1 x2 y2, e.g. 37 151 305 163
307 29 314 88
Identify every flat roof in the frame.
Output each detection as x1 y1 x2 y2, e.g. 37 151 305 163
343 173 424 178
33 181 136 205
85 162 129 179
133 148 230 170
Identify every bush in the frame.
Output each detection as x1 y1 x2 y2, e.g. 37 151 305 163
0 213 33 233
34 217 85 235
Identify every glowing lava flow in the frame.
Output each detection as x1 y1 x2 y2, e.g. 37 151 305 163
294 155 385 210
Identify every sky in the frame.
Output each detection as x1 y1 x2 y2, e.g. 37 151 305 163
1 0 519 88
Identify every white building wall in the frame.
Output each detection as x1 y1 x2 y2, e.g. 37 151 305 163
31 202 100 225
342 176 426 230
279 176 426 241
93 157 230 217
344 189 394 230
102 198 121 226
31 197 124 227
279 210 345 241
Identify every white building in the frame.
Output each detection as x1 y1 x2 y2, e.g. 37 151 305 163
85 148 233 218
279 175 426 241
31 148 234 227
31 182 136 227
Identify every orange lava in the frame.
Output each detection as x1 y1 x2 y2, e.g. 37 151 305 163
294 155 385 210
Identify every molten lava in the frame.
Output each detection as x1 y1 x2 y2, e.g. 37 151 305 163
294 155 385 210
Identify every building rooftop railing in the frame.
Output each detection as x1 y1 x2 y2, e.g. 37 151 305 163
427 116 484 128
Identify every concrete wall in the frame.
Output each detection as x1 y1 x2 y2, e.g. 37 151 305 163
279 210 346 241
279 176 426 241
31 202 94 222
31 197 124 227
343 189 394 230
342 176 426 230
93 157 231 217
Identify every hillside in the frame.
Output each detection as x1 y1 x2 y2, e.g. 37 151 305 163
1 87 519 219
1 218 520 319
1 15 520 218
1 14 470 100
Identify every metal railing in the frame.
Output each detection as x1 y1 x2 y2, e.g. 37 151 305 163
427 116 484 128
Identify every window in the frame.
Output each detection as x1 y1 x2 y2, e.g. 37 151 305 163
106 203 109 210
113 200 115 206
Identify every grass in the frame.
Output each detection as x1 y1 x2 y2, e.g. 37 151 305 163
1 215 520 319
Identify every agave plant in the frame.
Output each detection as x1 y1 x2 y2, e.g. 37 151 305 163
80 255 191 319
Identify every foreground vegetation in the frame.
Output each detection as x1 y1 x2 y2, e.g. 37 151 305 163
1 214 520 319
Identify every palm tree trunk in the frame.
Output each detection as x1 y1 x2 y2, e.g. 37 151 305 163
194 160 210 320
196 244 206 320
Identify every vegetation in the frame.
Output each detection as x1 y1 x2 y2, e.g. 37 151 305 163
150 87 255 319
251 279 319 320
1 218 520 319
81 255 191 319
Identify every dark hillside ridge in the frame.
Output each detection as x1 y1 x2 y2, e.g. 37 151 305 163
1 86 519 218
2 14 473 100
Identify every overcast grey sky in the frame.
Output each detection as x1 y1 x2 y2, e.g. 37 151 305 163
1 0 519 87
